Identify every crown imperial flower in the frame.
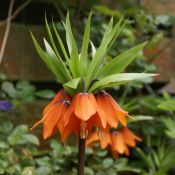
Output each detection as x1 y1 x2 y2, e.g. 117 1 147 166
31 90 129 142
30 11 156 174
30 11 155 140
30 90 70 139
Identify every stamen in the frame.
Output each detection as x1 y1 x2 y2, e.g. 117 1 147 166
80 122 88 139
96 127 103 138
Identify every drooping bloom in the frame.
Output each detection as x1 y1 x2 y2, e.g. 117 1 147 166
30 90 71 139
58 91 129 142
96 91 128 127
58 92 106 142
30 11 155 147
31 90 130 142
86 127 141 156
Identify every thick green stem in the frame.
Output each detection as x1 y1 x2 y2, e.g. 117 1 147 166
77 137 85 175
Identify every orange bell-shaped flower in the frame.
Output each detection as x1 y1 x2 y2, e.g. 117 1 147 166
86 127 141 156
96 91 128 128
58 93 106 142
30 90 70 139
31 90 130 142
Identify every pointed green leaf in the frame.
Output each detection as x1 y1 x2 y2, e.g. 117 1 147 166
89 73 156 92
45 17 72 81
43 38 56 57
97 81 128 90
101 17 113 43
52 20 70 65
63 77 81 89
43 38 72 81
90 41 96 57
80 11 92 74
107 19 126 51
98 41 148 77
128 115 154 123
65 12 82 77
31 32 67 83
63 77 81 95
45 15 61 58
86 17 124 90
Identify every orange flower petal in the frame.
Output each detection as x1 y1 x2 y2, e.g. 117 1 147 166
108 95 128 126
96 108 108 128
86 114 98 131
89 94 107 128
74 93 96 121
43 103 65 139
86 130 111 149
121 127 141 147
100 132 111 149
117 112 127 127
124 145 130 156
30 102 57 131
111 132 125 154
108 95 126 113
96 94 118 128
86 132 100 146
43 90 63 115
63 93 81 126
60 114 80 142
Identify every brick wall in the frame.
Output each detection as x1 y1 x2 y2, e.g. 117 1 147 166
144 0 175 82
0 23 54 81
144 0 175 15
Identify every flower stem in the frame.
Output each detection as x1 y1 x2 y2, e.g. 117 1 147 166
77 137 85 175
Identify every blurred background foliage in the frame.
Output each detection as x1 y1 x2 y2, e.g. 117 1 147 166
0 0 175 174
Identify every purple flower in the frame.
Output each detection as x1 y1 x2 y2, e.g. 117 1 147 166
0 100 12 112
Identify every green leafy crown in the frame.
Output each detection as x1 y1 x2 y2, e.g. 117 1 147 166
31 11 155 95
